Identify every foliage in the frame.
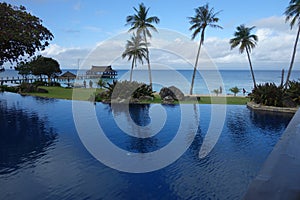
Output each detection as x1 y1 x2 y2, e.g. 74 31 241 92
97 79 107 89
230 25 258 89
122 34 147 81
229 86 241 96
15 61 32 78
126 3 160 88
30 56 61 81
102 80 154 101
212 89 220 96
250 83 284 107
284 0 300 87
188 3 222 94
286 80 300 104
0 2 53 66
0 85 18 93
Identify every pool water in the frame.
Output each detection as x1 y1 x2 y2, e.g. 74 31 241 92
0 92 293 199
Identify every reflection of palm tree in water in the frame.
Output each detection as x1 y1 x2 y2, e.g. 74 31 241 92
0 102 57 173
111 104 158 153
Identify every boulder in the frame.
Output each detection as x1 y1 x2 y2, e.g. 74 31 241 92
162 95 175 104
169 86 184 100
159 86 184 101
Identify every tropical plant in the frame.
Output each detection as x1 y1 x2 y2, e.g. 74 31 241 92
188 3 222 95
0 3 53 66
103 80 154 101
230 25 258 89
286 80 300 104
212 89 220 96
126 3 160 88
284 0 300 88
229 86 241 96
250 83 284 107
97 78 107 89
122 34 147 81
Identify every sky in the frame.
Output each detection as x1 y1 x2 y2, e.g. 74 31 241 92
4 0 299 70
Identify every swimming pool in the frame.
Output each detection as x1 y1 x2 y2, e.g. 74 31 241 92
0 92 293 199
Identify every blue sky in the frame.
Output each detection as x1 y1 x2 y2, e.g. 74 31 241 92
4 0 298 70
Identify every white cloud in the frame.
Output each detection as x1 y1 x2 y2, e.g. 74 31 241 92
39 16 300 70
73 1 81 11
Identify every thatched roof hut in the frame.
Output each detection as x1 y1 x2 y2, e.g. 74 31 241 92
86 65 117 78
58 71 76 80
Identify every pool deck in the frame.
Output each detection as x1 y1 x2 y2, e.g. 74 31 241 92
244 108 300 199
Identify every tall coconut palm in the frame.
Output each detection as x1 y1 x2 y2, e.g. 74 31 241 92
188 4 222 95
122 34 147 82
230 25 258 89
284 0 300 88
126 3 160 88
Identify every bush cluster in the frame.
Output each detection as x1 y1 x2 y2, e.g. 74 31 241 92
93 80 154 102
250 81 300 107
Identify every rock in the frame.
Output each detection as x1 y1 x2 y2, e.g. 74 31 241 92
162 95 175 104
169 86 184 100
159 86 184 101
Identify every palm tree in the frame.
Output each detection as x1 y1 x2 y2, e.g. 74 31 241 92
284 0 300 88
126 3 160 88
188 4 222 95
122 34 147 81
230 25 258 89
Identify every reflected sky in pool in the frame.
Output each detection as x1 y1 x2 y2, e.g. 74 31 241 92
0 92 293 200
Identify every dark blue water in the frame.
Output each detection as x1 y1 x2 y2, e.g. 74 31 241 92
0 92 293 199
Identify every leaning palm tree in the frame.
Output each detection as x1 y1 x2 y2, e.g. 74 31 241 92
122 34 147 82
230 25 258 89
126 3 160 88
188 4 222 95
284 0 300 88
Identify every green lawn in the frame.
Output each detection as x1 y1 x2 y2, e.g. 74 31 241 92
26 86 250 105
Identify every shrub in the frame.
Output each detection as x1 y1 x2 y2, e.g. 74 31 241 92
250 83 284 107
32 81 47 87
286 80 300 105
98 80 154 102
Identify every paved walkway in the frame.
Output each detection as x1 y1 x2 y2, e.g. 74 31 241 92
244 109 300 199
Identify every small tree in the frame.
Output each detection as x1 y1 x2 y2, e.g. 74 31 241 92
30 56 61 83
230 86 241 96
212 89 220 96
15 61 32 80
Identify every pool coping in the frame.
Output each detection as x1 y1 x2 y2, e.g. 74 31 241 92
247 101 298 113
244 108 300 199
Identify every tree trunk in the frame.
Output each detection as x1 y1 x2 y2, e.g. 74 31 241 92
246 46 257 89
285 25 300 89
143 31 152 88
190 31 204 95
280 69 285 87
130 56 135 82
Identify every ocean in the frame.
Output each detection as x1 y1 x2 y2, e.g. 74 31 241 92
1 69 300 95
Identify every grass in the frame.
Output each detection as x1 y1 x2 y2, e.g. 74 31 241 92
25 86 250 105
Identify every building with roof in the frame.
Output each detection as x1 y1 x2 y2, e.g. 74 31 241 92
86 65 117 78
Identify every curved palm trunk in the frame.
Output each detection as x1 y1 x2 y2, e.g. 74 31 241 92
246 47 257 89
285 25 300 89
143 31 152 88
190 31 204 95
130 56 135 82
